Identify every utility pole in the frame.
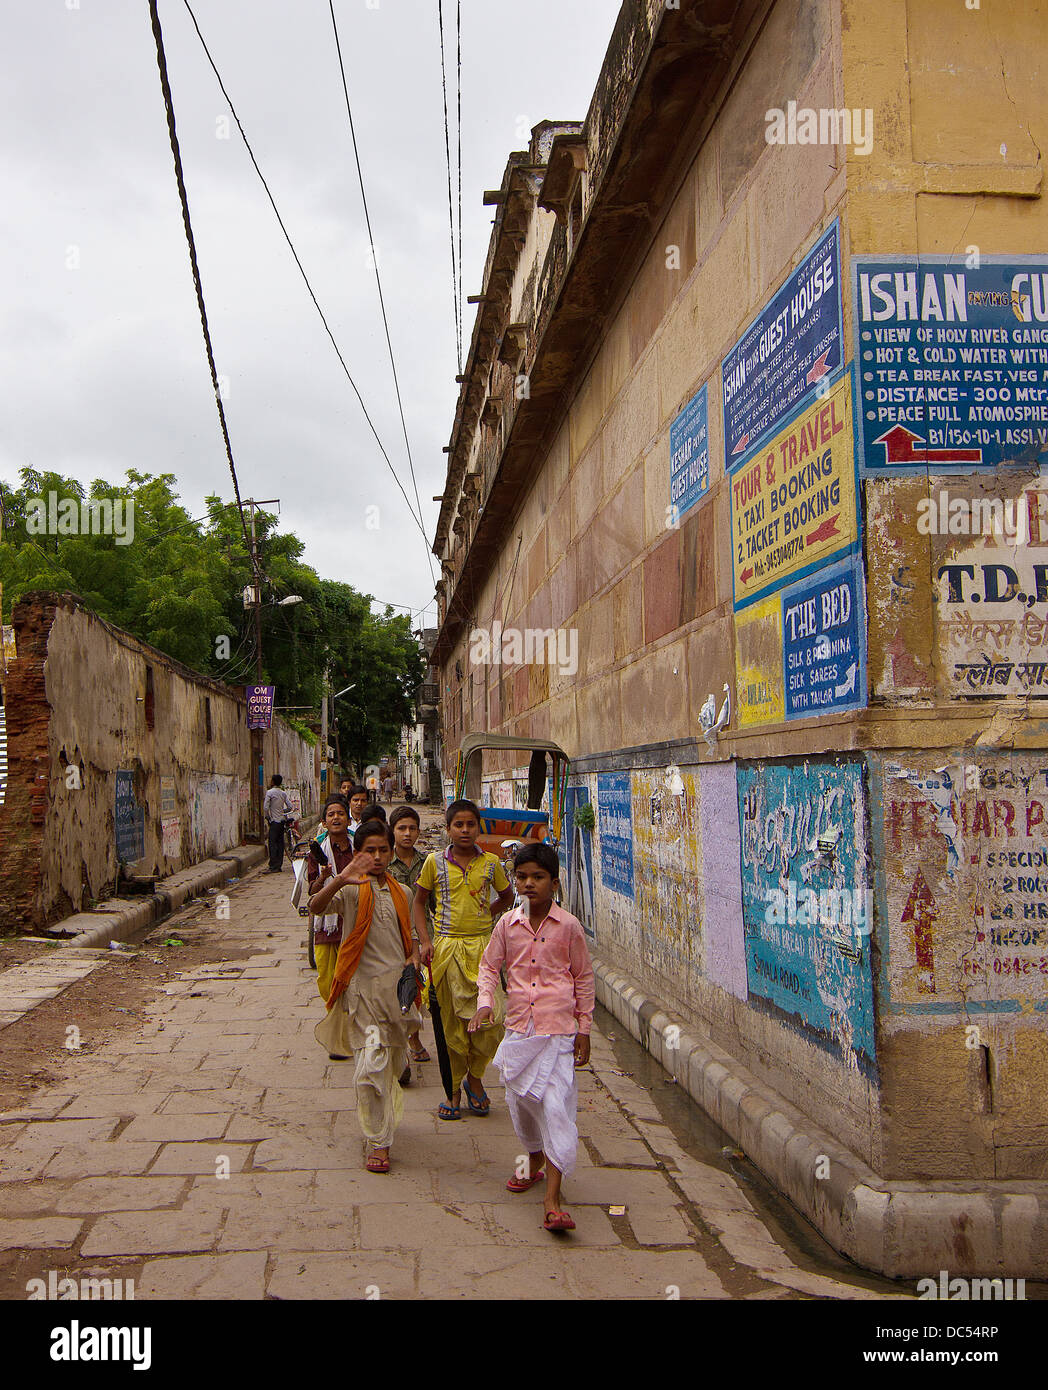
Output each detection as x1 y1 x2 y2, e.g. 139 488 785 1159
244 498 279 841
320 662 329 800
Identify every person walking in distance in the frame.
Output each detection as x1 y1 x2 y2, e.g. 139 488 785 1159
263 774 294 872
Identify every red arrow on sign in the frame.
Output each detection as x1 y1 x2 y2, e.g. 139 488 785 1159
806 349 831 385
872 424 982 467
901 868 937 994
806 512 841 547
731 431 750 456
740 565 754 584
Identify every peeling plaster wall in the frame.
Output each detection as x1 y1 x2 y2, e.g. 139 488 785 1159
870 751 1048 1179
0 594 317 933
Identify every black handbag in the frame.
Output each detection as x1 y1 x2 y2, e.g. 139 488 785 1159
396 963 421 1014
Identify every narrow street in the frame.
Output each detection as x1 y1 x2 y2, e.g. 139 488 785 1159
0 817 907 1302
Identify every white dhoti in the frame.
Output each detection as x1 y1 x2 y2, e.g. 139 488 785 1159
493 1022 578 1177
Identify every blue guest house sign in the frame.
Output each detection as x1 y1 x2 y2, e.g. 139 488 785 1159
669 383 709 521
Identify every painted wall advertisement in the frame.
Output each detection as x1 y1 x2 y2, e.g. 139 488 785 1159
722 220 842 464
597 772 634 898
245 685 275 730
870 753 1048 1017
736 557 867 726
114 770 145 864
698 764 748 1001
852 256 1048 474
669 383 709 521
190 774 238 857
161 817 181 859
933 486 1048 697
633 767 702 990
735 592 784 727
738 759 875 1064
730 369 860 609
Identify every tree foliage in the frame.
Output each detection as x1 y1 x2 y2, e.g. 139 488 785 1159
0 468 425 768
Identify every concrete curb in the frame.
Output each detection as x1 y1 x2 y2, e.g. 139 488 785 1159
592 955 1048 1279
62 844 267 949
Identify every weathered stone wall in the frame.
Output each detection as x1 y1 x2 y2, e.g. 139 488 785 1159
434 0 1048 1179
0 593 318 933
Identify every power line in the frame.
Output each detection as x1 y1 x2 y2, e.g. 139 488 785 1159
327 0 434 586
437 0 461 372
456 0 462 357
146 0 252 568
179 0 432 552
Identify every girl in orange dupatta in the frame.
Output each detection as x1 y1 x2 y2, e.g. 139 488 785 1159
308 820 420 1173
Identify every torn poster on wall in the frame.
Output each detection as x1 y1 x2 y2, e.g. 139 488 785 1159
560 783 595 939
870 753 1048 1019
737 758 875 1065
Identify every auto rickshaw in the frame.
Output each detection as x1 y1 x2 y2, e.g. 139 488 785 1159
450 734 570 879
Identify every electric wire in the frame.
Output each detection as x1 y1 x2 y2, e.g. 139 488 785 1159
180 0 431 551
456 0 462 358
437 0 462 372
146 0 253 571
327 0 434 585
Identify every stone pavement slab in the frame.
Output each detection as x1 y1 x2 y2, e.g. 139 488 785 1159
148 1142 253 1175
81 1209 220 1257
42 1141 163 1179
52 1177 188 1214
137 1251 268 1300
266 1251 416 1300
0 1217 84 1250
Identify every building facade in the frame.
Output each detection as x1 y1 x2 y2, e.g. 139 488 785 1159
431 0 1048 1274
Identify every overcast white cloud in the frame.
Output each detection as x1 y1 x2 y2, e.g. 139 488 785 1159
0 0 620 623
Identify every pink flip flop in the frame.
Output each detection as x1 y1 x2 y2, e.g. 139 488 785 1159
506 1169 545 1193
543 1209 576 1232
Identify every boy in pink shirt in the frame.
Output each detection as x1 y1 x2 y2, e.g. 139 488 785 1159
469 842 594 1233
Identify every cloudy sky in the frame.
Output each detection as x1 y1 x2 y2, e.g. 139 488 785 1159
0 0 620 626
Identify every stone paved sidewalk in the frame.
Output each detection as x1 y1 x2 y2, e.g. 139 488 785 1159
0 865 906 1300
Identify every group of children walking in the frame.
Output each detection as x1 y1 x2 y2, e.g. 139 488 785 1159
305 794 594 1231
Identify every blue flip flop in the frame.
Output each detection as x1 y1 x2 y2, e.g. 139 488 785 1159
463 1078 490 1115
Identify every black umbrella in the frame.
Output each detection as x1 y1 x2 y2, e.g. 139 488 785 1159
425 963 455 1102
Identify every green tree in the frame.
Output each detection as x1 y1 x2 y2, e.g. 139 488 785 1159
0 468 426 756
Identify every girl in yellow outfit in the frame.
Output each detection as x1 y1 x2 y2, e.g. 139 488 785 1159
413 800 514 1120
